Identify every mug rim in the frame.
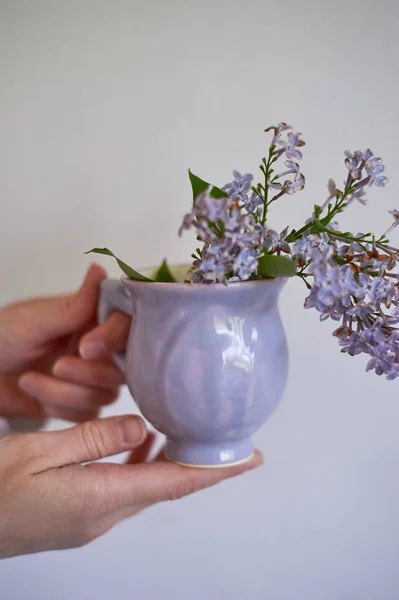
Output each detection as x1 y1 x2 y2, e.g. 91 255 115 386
121 263 288 290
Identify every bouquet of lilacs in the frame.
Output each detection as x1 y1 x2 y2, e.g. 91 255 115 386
87 122 399 380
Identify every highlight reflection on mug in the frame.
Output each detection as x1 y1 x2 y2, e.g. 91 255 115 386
213 316 257 372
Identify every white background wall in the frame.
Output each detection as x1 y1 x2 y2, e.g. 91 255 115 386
1 1 399 598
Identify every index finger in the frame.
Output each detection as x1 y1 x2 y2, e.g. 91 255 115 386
85 450 263 513
79 312 131 360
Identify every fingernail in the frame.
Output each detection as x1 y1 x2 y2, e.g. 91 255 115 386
79 341 106 360
120 417 146 446
53 360 72 378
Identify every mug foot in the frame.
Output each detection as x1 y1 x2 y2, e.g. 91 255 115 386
164 438 254 468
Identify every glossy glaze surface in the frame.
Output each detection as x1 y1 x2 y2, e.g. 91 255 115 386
99 273 288 466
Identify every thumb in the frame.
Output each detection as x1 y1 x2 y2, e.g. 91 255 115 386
26 263 107 345
27 415 147 471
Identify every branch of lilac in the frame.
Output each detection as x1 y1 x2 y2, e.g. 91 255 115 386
179 123 399 380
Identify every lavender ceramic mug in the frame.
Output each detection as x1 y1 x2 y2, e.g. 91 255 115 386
98 265 288 467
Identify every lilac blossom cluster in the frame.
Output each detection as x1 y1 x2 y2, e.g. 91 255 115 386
291 149 399 379
179 123 306 282
295 231 399 379
179 124 399 378
179 194 264 282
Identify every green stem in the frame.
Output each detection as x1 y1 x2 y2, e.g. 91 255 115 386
261 147 275 225
286 185 357 243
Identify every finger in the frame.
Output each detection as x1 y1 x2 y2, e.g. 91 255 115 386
21 264 107 346
20 415 147 471
43 405 99 423
79 312 131 360
19 372 119 410
125 432 158 465
86 449 263 512
53 356 125 389
98 501 151 532
0 375 45 418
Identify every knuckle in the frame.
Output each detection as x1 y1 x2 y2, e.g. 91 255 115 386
76 522 100 547
0 432 49 475
80 420 108 457
11 433 41 463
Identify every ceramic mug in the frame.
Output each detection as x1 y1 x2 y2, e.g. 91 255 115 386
98 266 288 467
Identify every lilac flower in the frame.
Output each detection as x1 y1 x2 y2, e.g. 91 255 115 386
388 209 399 225
368 277 395 305
199 259 229 283
222 171 253 202
366 347 392 376
224 210 264 249
304 263 342 312
294 233 335 267
179 213 213 244
178 213 195 237
327 178 338 199
318 179 342 213
339 332 369 356
366 157 388 187
268 179 283 191
195 193 230 222
385 209 399 235
346 301 375 319
179 192 230 240
277 160 300 179
304 257 361 321
277 132 306 160
347 187 368 205
269 171 305 198
306 233 335 264
338 266 361 306
264 226 291 254
363 148 374 161
360 320 388 346
233 248 262 279
180 191 266 283
325 221 340 232
294 237 313 265
285 172 305 195
264 122 292 146
245 190 263 215
344 150 365 180
386 363 399 380
343 149 387 189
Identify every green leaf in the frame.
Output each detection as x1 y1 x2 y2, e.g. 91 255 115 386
217 219 225 235
188 170 228 201
154 259 177 282
85 248 153 281
257 254 297 279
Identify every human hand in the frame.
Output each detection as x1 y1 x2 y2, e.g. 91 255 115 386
0 415 262 558
0 264 130 423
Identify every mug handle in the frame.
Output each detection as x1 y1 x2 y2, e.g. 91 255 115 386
98 279 134 372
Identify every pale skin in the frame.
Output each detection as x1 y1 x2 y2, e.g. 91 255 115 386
0 264 262 558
